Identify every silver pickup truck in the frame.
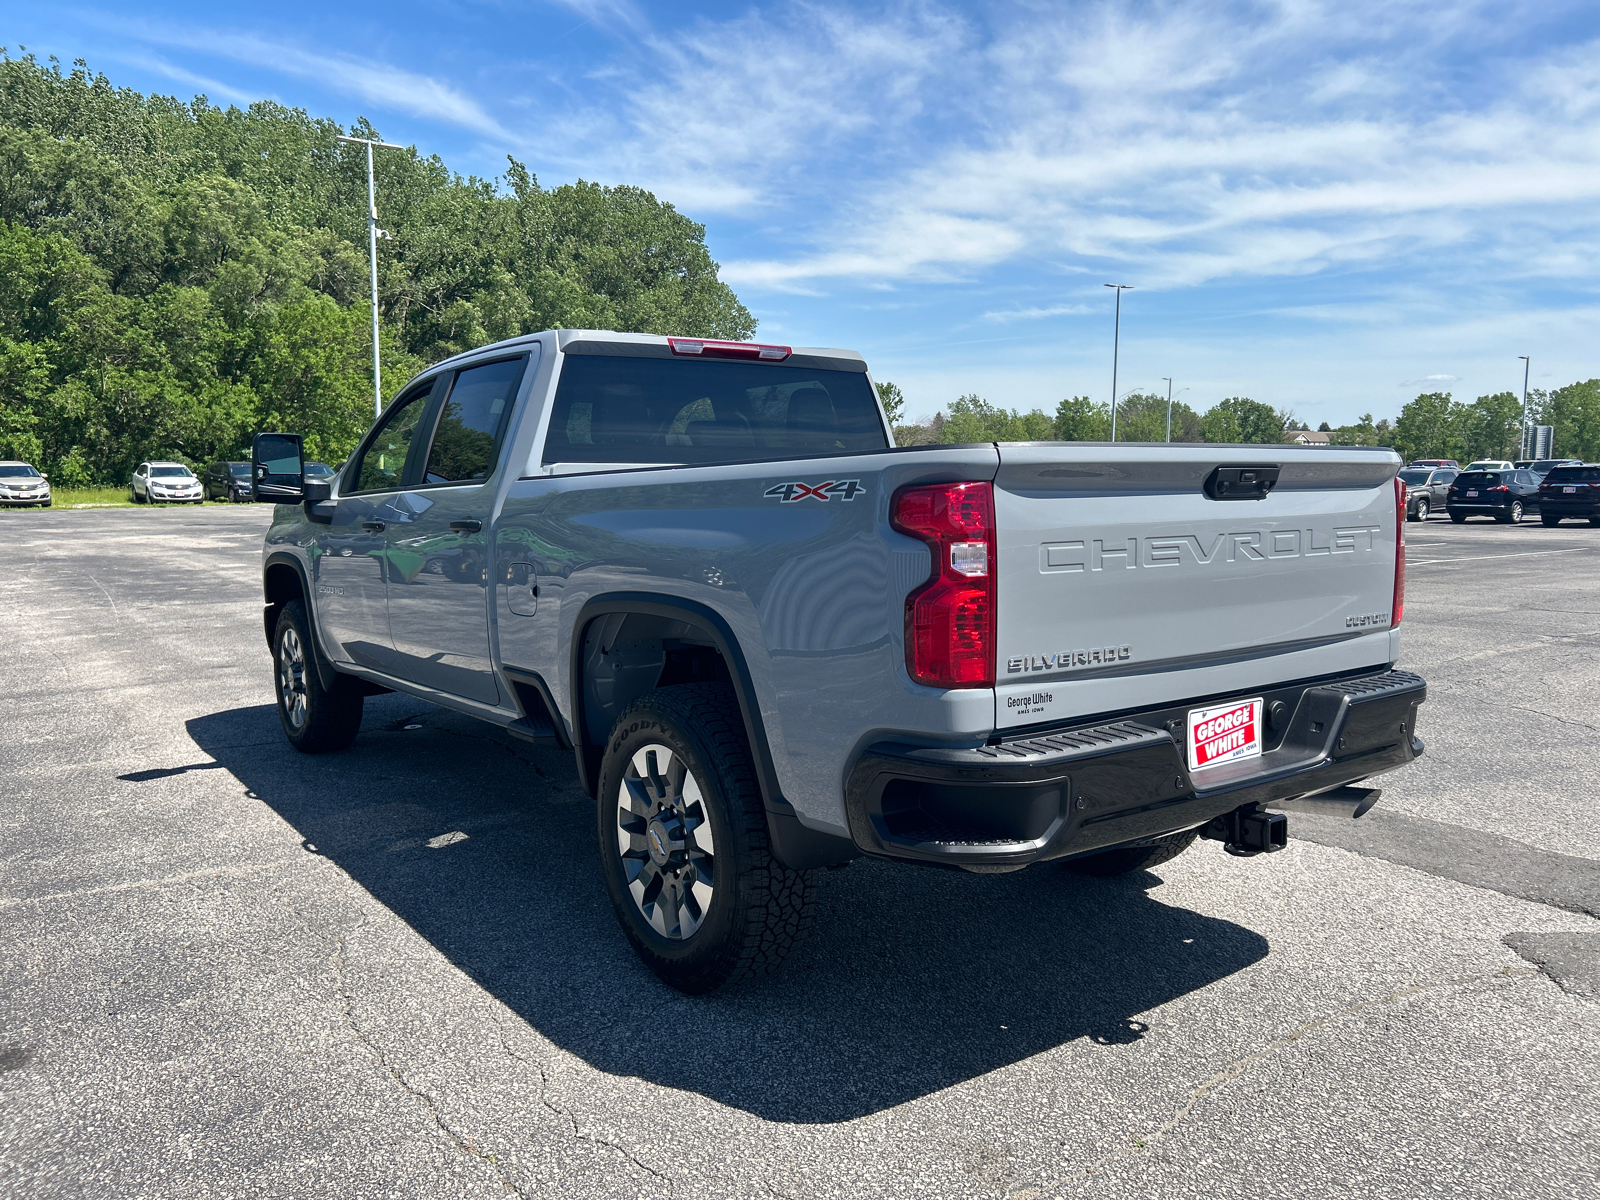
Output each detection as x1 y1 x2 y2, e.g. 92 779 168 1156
253 330 1426 992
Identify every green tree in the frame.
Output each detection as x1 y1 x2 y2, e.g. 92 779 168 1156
0 52 758 482
1054 395 1109 441
1461 391 1523 462
874 380 905 424
1541 379 1600 462
1201 397 1284 444
1114 392 1203 442
1392 392 1465 463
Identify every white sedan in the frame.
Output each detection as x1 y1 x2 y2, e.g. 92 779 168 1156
130 462 204 504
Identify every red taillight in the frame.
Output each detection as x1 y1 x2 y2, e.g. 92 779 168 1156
893 482 996 687
1392 475 1406 628
1489 485 1509 493
667 337 791 361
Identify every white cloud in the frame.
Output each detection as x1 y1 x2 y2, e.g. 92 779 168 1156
79 13 510 138
982 304 1094 323
552 1 1600 297
109 51 260 107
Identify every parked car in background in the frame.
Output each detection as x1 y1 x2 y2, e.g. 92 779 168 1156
130 462 203 503
1409 459 1460 469
1397 465 1455 521
204 461 254 502
1463 459 1515 472
1537 464 1600 526
304 461 336 484
1521 459 1581 476
0 461 51 507
1447 469 1542 523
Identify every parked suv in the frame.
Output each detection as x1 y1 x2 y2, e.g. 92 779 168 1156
1463 459 1515 473
204 461 254 502
1397 466 1455 521
1537 464 1600 526
130 462 203 503
0 461 51 507
1446 469 1541 523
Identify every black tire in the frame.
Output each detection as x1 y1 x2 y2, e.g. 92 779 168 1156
596 683 815 994
272 599 363 753
1590 517 1600 528
1542 514 1561 527
1408 498 1428 522
1061 829 1199 878
1449 511 1466 523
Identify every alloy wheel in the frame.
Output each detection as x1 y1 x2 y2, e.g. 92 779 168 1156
278 625 309 730
1510 501 1524 523
1416 499 1429 521
615 744 717 939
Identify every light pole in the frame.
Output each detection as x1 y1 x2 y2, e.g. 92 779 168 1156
1105 284 1133 441
337 134 404 419
1517 355 1531 461
1162 376 1173 442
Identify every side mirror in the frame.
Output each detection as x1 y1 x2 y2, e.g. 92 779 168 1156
252 432 305 503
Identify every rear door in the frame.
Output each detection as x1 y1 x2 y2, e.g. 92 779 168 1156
992 445 1400 728
384 352 532 705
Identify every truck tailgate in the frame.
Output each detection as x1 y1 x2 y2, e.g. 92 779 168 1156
993 444 1400 729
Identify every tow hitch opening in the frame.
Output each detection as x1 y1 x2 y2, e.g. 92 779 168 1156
1202 806 1288 857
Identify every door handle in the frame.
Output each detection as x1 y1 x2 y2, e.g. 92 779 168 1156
362 520 386 532
450 519 483 533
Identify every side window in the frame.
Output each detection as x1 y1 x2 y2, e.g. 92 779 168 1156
422 357 525 484
351 384 435 493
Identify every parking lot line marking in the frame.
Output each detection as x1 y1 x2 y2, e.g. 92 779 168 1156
1409 547 1590 565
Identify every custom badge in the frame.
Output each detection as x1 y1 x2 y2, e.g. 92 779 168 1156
763 480 864 502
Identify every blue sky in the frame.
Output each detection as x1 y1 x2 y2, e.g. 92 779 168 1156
7 0 1600 425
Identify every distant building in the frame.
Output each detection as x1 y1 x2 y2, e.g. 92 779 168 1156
1285 429 1332 445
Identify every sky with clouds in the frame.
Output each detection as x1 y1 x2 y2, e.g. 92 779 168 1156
8 1 1600 425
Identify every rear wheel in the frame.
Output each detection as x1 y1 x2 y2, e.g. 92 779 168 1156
1501 500 1524 524
1449 511 1467 523
597 683 815 993
273 599 363 753
1542 514 1561 527
1062 829 1199 877
1409 498 1429 522
1590 516 1600 528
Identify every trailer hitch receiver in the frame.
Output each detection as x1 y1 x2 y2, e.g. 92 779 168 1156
1201 806 1288 857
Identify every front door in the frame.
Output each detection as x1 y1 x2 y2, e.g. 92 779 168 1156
385 354 530 705
313 381 438 670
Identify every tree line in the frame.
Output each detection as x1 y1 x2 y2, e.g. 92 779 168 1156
0 53 752 485
876 381 1600 461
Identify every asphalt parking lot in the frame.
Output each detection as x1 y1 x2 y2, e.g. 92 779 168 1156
3 504 1598 1199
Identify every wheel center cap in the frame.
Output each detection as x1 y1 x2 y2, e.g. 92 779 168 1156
646 820 670 865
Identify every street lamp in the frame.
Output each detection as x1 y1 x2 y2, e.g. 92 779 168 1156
1161 377 1173 442
337 134 405 419
1104 284 1133 441
1518 355 1531 461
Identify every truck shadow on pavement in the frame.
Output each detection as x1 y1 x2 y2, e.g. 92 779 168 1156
188 698 1268 1124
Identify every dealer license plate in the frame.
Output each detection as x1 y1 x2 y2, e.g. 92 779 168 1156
1466 489 1478 497
1565 486 1577 493
1187 697 1263 772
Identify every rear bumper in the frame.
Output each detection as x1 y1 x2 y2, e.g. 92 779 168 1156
844 668 1426 869
1538 498 1600 517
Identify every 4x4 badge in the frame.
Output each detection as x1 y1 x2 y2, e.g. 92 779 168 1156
764 480 864 503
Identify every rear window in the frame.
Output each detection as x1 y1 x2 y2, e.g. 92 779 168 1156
543 355 888 466
1544 466 1600 484
1453 472 1498 487
1398 470 1431 485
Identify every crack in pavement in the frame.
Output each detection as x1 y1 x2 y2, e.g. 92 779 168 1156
1070 965 1541 1189
493 1019 675 1195
332 935 529 1197
1506 703 1600 734
0 862 281 908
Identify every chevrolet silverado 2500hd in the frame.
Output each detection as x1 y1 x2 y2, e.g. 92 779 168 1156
253 330 1426 993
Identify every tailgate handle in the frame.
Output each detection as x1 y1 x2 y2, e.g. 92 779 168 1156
1204 464 1280 500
